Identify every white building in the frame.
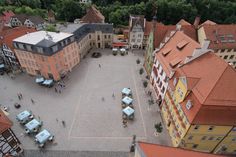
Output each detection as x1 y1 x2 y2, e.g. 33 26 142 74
128 15 145 49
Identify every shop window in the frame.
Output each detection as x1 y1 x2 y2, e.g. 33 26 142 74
192 144 198 148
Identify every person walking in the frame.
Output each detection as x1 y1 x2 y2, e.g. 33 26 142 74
62 120 66 127
31 98 35 104
99 64 101 68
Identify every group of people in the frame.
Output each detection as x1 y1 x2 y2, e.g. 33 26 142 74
55 81 66 93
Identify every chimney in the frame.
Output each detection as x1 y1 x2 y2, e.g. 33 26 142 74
193 16 200 29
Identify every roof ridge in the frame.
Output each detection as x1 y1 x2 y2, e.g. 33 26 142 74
202 64 228 105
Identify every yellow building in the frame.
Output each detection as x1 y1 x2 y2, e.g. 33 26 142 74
198 20 236 68
161 51 236 155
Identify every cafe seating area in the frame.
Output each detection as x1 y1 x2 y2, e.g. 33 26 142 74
121 88 135 121
16 110 54 148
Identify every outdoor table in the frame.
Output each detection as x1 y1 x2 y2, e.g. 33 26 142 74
35 129 53 147
35 77 44 84
122 106 135 120
122 88 132 96
122 96 133 105
16 110 33 123
25 119 41 133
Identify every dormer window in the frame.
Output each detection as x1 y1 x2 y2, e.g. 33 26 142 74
177 40 188 50
170 58 181 68
162 48 172 56
186 100 192 110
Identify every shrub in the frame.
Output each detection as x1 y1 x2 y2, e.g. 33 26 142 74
143 80 148 88
154 122 163 133
139 68 144 75
136 59 140 64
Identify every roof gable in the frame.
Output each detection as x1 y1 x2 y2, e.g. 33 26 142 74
0 109 12 134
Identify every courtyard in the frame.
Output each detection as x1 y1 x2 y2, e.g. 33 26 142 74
0 49 171 156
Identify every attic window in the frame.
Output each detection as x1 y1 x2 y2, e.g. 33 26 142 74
162 48 172 56
186 100 192 110
170 58 181 68
177 40 188 49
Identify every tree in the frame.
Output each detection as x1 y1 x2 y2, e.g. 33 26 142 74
154 122 163 135
45 24 57 32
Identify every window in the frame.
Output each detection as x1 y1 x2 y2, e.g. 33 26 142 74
192 144 198 149
26 45 32 51
224 55 228 59
201 136 207 140
194 125 199 130
188 135 193 140
52 45 58 52
89 35 91 39
221 49 225 53
13 43 18 48
97 35 100 40
232 137 236 141
164 76 168 82
104 35 107 39
70 36 75 42
208 136 214 140
37 47 44 54
132 39 135 42
186 100 192 110
108 35 111 39
230 55 234 59
160 69 163 75
18 43 25 49
138 34 142 38
208 126 214 131
137 39 141 42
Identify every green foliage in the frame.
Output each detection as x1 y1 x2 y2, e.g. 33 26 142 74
45 24 57 32
139 68 144 75
143 80 148 88
0 0 235 26
154 122 163 133
136 59 140 64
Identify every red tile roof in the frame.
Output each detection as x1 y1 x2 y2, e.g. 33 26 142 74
171 52 236 125
156 31 201 76
199 20 216 27
138 142 228 157
0 109 12 134
0 26 36 50
80 6 105 23
177 19 192 26
144 21 153 36
201 24 236 50
154 23 197 48
1 10 15 24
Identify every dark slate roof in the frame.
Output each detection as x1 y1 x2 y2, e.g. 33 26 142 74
60 23 113 42
28 15 45 25
37 39 55 47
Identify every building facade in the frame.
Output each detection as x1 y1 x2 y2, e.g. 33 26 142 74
160 51 236 154
0 27 36 72
150 30 205 100
198 22 236 68
128 15 145 49
13 31 79 80
80 6 105 23
135 142 228 157
144 19 197 76
10 14 45 30
59 23 113 58
0 109 23 156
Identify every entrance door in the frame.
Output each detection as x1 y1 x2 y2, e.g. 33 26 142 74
98 43 101 48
